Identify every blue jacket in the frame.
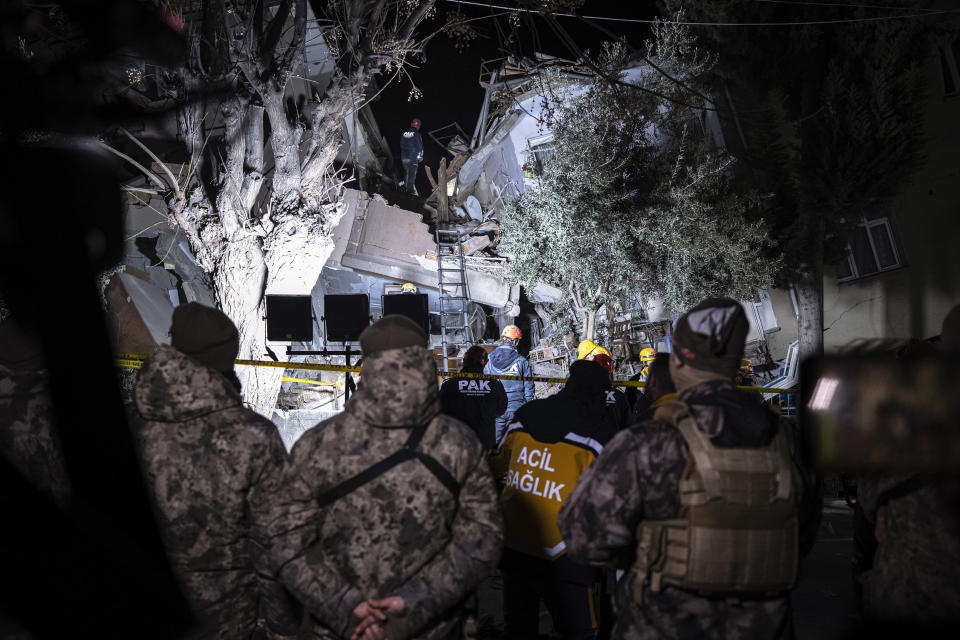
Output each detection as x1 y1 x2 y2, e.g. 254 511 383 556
484 344 535 413
399 128 423 162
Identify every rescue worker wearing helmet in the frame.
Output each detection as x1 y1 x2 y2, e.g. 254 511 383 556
579 342 632 437
400 118 424 194
625 347 657 409
484 324 535 446
559 297 817 640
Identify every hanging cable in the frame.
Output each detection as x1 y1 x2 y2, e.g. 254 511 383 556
442 0 955 26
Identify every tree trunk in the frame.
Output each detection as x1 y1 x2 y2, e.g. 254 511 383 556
583 309 597 341
796 215 825 364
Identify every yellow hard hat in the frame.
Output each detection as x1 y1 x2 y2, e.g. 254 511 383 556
577 339 597 360
401 282 418 294
639 347 656 363
739 359 753 376
591 345 611 359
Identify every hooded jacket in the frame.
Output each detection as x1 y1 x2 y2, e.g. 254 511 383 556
440 359 508 451
484 344 535 413
558 380 816 640
266 345 503 640
491 360 614 584
133 345 295 639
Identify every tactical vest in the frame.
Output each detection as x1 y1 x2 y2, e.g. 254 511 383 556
634 401 798 597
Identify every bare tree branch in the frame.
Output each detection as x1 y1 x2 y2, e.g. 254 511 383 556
97 140 168 192
119 128 184 200
260 0 292 63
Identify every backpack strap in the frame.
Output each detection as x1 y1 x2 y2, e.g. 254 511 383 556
316 421 459 508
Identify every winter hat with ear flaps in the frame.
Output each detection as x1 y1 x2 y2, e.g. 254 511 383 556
672 297 749 375
170 302 240 373
359 314 428 356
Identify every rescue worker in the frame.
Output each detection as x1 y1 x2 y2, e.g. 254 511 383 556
440 345 508 452
484 324 535 446
589 350 632 434
491 359 615 640
266 315 503 640
624 347 657 408
558 297 814 640
631 352 677 422
131 302 297 639
736 359 755 386
637 348 657 382
400 118 424 194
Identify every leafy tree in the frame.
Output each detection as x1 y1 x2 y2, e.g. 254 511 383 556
500 27 778 342
660 0 933 361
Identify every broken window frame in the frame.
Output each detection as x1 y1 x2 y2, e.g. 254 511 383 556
524 135 556 177
835 216 903 283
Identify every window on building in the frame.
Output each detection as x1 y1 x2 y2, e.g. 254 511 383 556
938 37 960 96
524 137 556 177
835 217 903 282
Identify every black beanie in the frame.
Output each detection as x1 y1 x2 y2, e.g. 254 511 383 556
359 314 428 356
672 297 748 375
170 302 240 372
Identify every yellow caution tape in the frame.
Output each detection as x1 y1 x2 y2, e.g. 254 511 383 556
115 354 796 394
282 376 338 386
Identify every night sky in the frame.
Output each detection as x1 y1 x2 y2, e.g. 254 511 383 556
371 1 659 194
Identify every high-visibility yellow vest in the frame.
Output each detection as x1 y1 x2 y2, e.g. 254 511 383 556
493 429 602 560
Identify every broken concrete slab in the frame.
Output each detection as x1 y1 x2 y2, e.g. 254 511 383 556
462 234 493 255
340 189 515 309
117 271 176 346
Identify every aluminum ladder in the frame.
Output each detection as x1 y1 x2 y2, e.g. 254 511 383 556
435 226 470 372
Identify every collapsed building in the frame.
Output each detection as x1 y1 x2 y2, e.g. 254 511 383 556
107 49 784 439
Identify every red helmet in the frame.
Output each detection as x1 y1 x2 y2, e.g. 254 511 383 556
410 118 421 129
592 353 614 376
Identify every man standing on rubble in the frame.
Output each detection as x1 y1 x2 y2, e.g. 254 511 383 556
266 315 503 640
485 324 536 447
400 118 424 194
132 303 297 638
559 298 816 639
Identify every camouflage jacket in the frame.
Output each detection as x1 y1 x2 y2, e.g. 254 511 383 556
266 345 503 640
858 473 960 625
558 380 808 640
0 363 71 509
133 345 296 638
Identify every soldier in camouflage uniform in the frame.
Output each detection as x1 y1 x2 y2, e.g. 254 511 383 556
266 315 503 640
132 303 297 639
855 304 960 628
559 298 815 640
0 317 71 507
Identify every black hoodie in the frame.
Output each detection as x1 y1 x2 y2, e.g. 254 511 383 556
440 360 508 450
